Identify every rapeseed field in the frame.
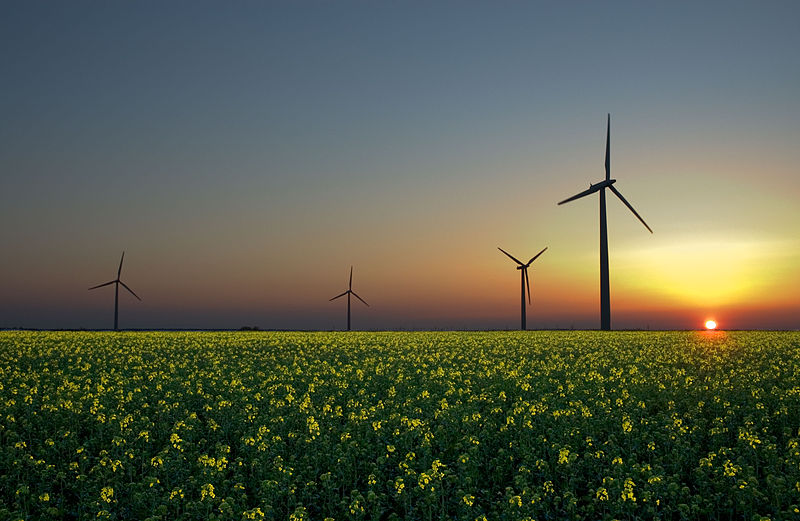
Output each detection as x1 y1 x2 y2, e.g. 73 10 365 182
1 331 799 520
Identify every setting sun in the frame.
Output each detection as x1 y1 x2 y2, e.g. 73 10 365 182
705 320 718 330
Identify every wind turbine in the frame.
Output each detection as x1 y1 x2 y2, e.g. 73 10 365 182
88 251 141 330
558 114 652 331
498 246 547 330
329 266 369 331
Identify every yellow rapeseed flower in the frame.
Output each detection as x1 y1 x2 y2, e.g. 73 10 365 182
99 487 114 503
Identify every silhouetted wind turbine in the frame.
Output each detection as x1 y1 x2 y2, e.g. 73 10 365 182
558 114 652 331
498 247 547 330
329 266 369 331
88 252 141 331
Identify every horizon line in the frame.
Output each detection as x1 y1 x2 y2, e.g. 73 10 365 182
2 327 798 333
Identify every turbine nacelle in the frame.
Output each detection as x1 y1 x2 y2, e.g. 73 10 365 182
559 178 620 206
594 178 616 189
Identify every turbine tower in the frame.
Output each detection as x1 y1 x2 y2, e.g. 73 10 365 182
498 247 547 330
88 251 141 330
558 114 652 331
329 266 369 331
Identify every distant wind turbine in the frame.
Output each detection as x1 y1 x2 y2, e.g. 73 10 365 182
329 266 369 331
558 114 652 331
498 247 547 330
88 251 141 330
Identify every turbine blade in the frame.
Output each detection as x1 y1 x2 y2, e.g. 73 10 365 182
118 251 125 278
329 291 348 301
352 291 369 307
605 114 611 181
88 280 116 290
349 266 353 290
497 247 524 266
119 281 142 301
524 268 531 305
557 183 602 205
526 246 548 265
608 185 653 233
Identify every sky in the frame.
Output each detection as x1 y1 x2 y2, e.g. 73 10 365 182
1 1 799 330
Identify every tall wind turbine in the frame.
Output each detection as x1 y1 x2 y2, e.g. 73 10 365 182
329 266 369 331
88 251 141 330
498 247 547 330
558 114 652 331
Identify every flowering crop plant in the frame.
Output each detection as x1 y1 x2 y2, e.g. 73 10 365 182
1 330 799 520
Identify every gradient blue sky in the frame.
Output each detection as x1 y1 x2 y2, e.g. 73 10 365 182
2 1 799 330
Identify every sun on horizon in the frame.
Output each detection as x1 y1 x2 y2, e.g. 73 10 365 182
705 320 718 330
